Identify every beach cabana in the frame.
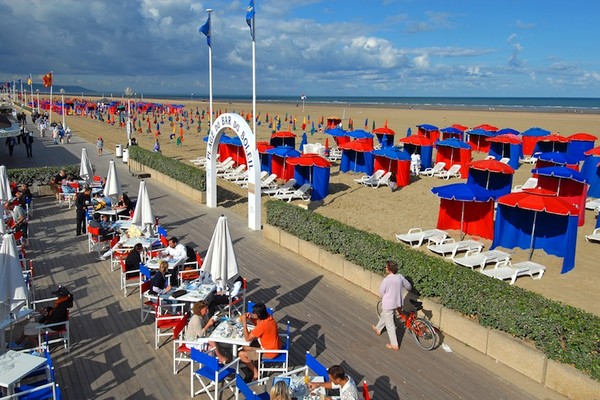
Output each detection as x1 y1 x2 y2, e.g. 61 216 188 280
466 128 496 153
270 131 296 148
221 136 246 167
324 127 351 147
431 183 495 240
346 130 375 148
372 123 396 148
581 147 600 197
398 134 433 169
487 134 523 170
265 146 301 181
326 116 342 129
416 124 440 144
372 147 411 187
339 140 374 175
566 132 597 162
521 127 551 156
535 152 579 171
287 154 331 201
467 159 515 199
532 166 588 226
533 134 570 154
492 189 579 273
496 128 520 136
257 141 274 173
473 124 499 132
435 139 472 178
439 127 464 141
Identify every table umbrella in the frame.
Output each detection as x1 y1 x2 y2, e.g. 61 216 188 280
0 166 11 235
299 132 308 153
204 215 239 293
0 233 29 319
79 148 94 183
104 160 122 203
131 180 154 236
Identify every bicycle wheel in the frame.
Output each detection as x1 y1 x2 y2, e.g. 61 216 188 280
410 318 437 350
376 300 383 317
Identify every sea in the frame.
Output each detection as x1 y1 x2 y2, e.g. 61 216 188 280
141 94 600 114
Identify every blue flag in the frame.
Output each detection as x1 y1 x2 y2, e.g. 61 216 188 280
199 15 211 47
246 0 255 40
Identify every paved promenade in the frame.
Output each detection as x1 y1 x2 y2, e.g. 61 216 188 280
1 119 565 399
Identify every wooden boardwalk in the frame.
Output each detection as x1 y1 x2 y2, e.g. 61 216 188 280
2 121 566 399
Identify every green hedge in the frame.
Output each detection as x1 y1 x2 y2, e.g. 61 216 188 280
128 145 206 191
266 200 600 381
8 165 80 185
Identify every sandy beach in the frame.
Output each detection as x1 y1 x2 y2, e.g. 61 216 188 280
49 97 600 316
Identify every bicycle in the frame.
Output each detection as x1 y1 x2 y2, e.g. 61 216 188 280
376 298 438 350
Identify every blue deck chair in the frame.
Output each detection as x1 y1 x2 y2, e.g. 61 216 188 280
258 320 290 379
190 348 238 399
235 374 270 400
247 300 274 316
306 351 329 381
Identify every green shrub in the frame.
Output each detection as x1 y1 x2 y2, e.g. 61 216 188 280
128 145 206 191
266 200 600 381
8 165 80 185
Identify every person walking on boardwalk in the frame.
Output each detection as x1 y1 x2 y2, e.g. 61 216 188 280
372 260 412 350
96 136 104 155
75 186 92 236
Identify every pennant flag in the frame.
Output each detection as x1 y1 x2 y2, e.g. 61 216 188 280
42 72 52 87
310 121 315 135
348 118 354 130
364 118 368 129
27 74 32 86
199 14 211 47
302 116 306 131
246 0 255 40
372 120 376 131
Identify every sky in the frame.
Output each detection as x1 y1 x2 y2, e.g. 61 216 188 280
1 0 600 98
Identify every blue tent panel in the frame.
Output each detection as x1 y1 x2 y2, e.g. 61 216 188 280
488 142 523 170
580 156 600 197
568 140 596 162
466 170 513 199
340 150 374 175
491 205 578 273
294 165 330 201
403 143 433 169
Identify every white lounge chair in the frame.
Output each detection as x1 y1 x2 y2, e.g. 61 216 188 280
395 228 448 248
499 157 510 164
585 198 600 210
215 161 238 177
521 152 541 165
434 164 461 180
419 162 446 177
274 183 312 203
328 148 342 162
481 260 546 284
585 228 600 243
453 249 511 270
365 171 392 189
237 171 269 187
354 170 384 185
427 238 484 259
263 179 297 196
222 165 247 180
512 177 538 193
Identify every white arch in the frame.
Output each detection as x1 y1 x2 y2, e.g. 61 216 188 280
205 113 261 230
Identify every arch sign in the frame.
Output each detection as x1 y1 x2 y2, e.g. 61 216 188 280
205 113 261 230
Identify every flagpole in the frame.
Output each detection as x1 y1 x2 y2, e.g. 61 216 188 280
49 85 53 126
251 13 256 137
207 9 213 138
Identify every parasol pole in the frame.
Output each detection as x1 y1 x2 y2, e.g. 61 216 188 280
485 171 491 189
354 151 358 173
528 210 538 260
556 177 563 196
460 201 465 240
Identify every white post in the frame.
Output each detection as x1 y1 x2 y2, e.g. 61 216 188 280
251 17 256 139
60 89 66 128
49 86 53 126
36 90 40 113
207 9 213 142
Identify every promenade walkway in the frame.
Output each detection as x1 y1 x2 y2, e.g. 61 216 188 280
1 119 565 399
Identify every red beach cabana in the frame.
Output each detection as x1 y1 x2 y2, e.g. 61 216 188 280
435 139 472 178
416 124 440 143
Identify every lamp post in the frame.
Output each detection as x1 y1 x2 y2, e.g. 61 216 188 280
35 89 40 113
191 93 194 102
124 87 134 146
60 88 66 128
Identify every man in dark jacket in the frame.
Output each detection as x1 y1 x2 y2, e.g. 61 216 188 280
75 186 92 236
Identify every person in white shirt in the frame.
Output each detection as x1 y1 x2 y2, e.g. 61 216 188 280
308 364 359 400
209 275 245 314
161 236 187 286
410 151 421 176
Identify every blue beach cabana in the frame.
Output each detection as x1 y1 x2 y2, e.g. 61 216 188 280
486 134 523 170
439 127 464 141
372 123 396 148
492 189 580 274
270 131 296 148
535 152 579 171
521 127 551 156
287 154 331 201
266 146 301 181
324 127 351 147
467 159 514 199
466 128 496 153
339 140 374 174
372 147 411 187
398 135 433 169
533 134 569 154
581 147 600 198
416 124 440 143
567 133 597 162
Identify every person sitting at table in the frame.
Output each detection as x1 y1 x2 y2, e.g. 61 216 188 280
124 242 144 272
270 381 291 400
12 286 74 349
209 274 245 315
308 365 359 400
51 169 67 200
5 200 28 242
117 193 134 214
185 300 227 363
161 237 187 286
239 302 281 382
149 260 172 295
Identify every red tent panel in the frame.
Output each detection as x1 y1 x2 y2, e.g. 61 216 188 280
435 147 472 178
536 176 587 226
373 157 411 187
437 199 495 240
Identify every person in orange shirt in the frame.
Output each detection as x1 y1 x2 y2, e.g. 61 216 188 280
239 302 281 381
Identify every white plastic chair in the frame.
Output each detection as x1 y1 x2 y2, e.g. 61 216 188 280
396 228 448 247
427 238 484 259
512 177 538 193
420 162 446 177
263 179 297 197
585 228 600 243
354 170 384 185
365 171 392 188
274 183 312 203
453 249 511 270
481 260 546 284
434 164 461 179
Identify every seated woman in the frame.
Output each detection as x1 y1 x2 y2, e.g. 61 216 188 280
13 286 73 349
117 193 134 214
185 300 227 363
149 261 171 296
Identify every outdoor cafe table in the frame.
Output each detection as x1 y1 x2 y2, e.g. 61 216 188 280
110 219 133 233
146 257 185 272
207 317 252 357
162 282 216 304
0 350 46 395
97 206 128 221
275 368 326 400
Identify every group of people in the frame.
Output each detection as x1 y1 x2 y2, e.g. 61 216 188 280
3 182 31 241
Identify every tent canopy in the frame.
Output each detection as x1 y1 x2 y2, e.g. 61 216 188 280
288 154 331 201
